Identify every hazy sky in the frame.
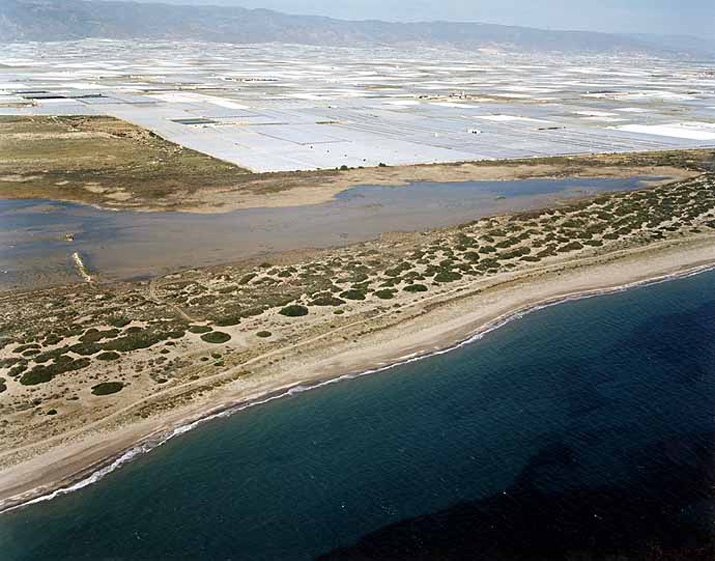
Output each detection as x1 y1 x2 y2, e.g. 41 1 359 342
130 0 714 39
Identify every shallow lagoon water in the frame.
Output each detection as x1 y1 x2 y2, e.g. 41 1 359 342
0 176 661 289
1 268 713 560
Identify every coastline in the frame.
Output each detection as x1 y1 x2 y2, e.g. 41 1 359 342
1 236 713 514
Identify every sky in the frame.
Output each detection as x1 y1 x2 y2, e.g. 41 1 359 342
128 0 715 39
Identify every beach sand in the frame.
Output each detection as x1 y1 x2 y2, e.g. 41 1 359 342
1 234 713 513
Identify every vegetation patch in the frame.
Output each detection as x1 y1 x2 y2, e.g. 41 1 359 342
340 289 366 301
310 294 345 306
201 332 232 344
256 331 272 338
91 382 124 396
188 325 213 334
279 305 309 317
375 289 396 300
20 357 91 386
404 284 428 293
97 351 121 361
80 328 120 344
107 316 131 328
434 271 462 283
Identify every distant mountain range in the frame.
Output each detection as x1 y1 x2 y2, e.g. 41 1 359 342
1 0 714 56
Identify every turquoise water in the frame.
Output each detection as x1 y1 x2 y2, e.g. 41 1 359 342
1 270 714 560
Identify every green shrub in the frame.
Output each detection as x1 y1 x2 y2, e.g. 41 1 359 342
201 332 232 344
13 343 40 354
100 330 166 352
404 284 428 293
241 306 268 318
434 271 462 283
91 382 124 396
188 325 213 334
310 295 346 306
8 363 27 377
0 357 22 368
375 289 396 300
80 328 119 344
239 273 257 284
43 333 63 346
256 331 272 338
340 290 366 301
279 305 309 317
97 351 121 361
214 315 241 327
107 316 131 328
20 357 91 386
557 241 584 252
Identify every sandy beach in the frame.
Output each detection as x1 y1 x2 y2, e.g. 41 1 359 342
1 233 713 513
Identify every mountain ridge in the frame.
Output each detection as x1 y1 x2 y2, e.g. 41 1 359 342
1 0 712 56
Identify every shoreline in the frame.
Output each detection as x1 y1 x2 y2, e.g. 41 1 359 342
0 167 694 216
2 245 713 515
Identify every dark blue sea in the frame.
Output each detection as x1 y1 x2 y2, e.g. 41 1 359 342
1 269 714 560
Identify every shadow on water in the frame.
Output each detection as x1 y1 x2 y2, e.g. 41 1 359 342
318 432 715 561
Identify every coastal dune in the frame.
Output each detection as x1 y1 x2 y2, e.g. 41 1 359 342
1 234 713 513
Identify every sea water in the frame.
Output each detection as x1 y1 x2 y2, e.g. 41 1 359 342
1 269 713 560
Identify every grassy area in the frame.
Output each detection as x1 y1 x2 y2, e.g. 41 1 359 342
0 115 251 209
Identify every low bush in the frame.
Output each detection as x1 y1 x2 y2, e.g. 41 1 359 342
403 284 428 293
91 382 124 396
434 271 462 283
214 315 241 327
188 325 213 334
279 305 309 317
20 357 91 386
310 295 346 306
340 290 366 301
375 289 396 300
108 316 131 328
201 332 232 344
